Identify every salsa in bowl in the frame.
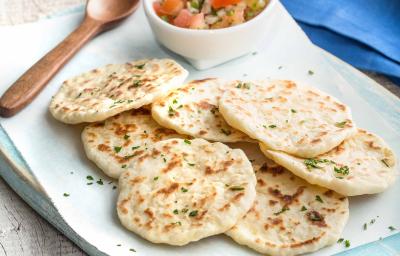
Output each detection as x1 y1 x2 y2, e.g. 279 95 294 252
153 0 269 29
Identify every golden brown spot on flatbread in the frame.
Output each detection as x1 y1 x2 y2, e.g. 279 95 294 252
144 208 154 219
161 155 182 173
218 203 231 211
290 234 325 248
196 101 214 110
311 138 322 144
306 211 327 227
232 192 245 202
97 144 111 152
156 183 179 196
194 210 208 221
130 176 146 185
268 186 305 206
257 178 266 187
323 190 334 197
269 200 278 206
118 196 131 214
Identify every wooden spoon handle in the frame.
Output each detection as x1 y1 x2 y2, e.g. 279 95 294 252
0 17 102 117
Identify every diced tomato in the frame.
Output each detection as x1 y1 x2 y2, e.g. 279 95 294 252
211 0 242 9
189 13 205 29
160 0 184 15
173 9 193 28
153 2 165 15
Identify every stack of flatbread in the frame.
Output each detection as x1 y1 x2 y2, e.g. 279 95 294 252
49 59 397 256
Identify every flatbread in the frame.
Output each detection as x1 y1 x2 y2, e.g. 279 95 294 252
151 78 251 142
81 108 186 179
226 161 349 256
261 129 397 196
50 59 188 124
219 80 356 158
117 138 256 245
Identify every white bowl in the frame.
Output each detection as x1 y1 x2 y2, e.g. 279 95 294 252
143 0 278 69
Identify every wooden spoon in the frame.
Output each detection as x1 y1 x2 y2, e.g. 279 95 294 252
0 0 140 117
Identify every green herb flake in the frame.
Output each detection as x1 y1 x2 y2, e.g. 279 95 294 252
63 193 70 197
274 206 289 216
301 206 307 211
363 223 367 230
370 219 376 224
184 139 191 145
221 128 232 136
269 124 277 128
172 99 178 104
168 106 176 117
190 0 199 9
135 63 145 69
117 244 121 247
129 248 136 252
86 175 94 180
189 210 198 217
315 195 324 203
291 109 297 113
123 134 130 140
181 208 189 213
181 187 188 193
337 238 344 243
87 182 93 185
335 121 347 128
344 240 350 248
153 176 159 181
304 158 334 170
308 70 314 75
121 164 127 168
114 146 122 153
389 226 396 231
229 186 245 191
163 157 167 163
173 209 179 214
97 179 104 185
334 165 350 176
113 185 117 190
188 163 195 167
132 146 140 150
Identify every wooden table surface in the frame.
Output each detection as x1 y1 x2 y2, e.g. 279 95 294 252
0 1 399 255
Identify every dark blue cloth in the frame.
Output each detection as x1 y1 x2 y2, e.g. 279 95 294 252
281 0 400 84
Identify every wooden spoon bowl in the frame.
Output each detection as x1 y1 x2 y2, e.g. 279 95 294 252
0 0 140 117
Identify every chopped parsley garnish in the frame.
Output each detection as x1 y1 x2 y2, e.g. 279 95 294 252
189 210 198 217
344 240 350 248
308 70 314 75
184 139 191 144
129 248 136 252
381 159 390 167
153 176 159 181
190 0 199 9
174 221 182 226
278 66 283 69
117 244 121 246
301 206 307 211
173 209 179 214
226 9 234 16
304 158 334 170
291 109 297 113
135 63 145 69
121 164 127 168
268 124 277 128
114 146 122 153
86 175 94 180
163 157 167 163
363 223 367 230
87 182 93 185
337 238 344 243
168 106 176 117
389 226 396 231
274 206 289 216
181 187 188 193
334 165 350 176
97 179 104 185
252 52 258 55
123 134 130 140
132 146 140 150
172 99 178 104
335 121 347 128
370 218 376 224
315 195 324 203
63 193 70 197
188 163 195 166
229 186 245 191
181 208 189 213
221 129 232 136
236 82 251 89
113 185 117 190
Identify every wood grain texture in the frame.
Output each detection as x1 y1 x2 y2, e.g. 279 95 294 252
0 177 86 256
